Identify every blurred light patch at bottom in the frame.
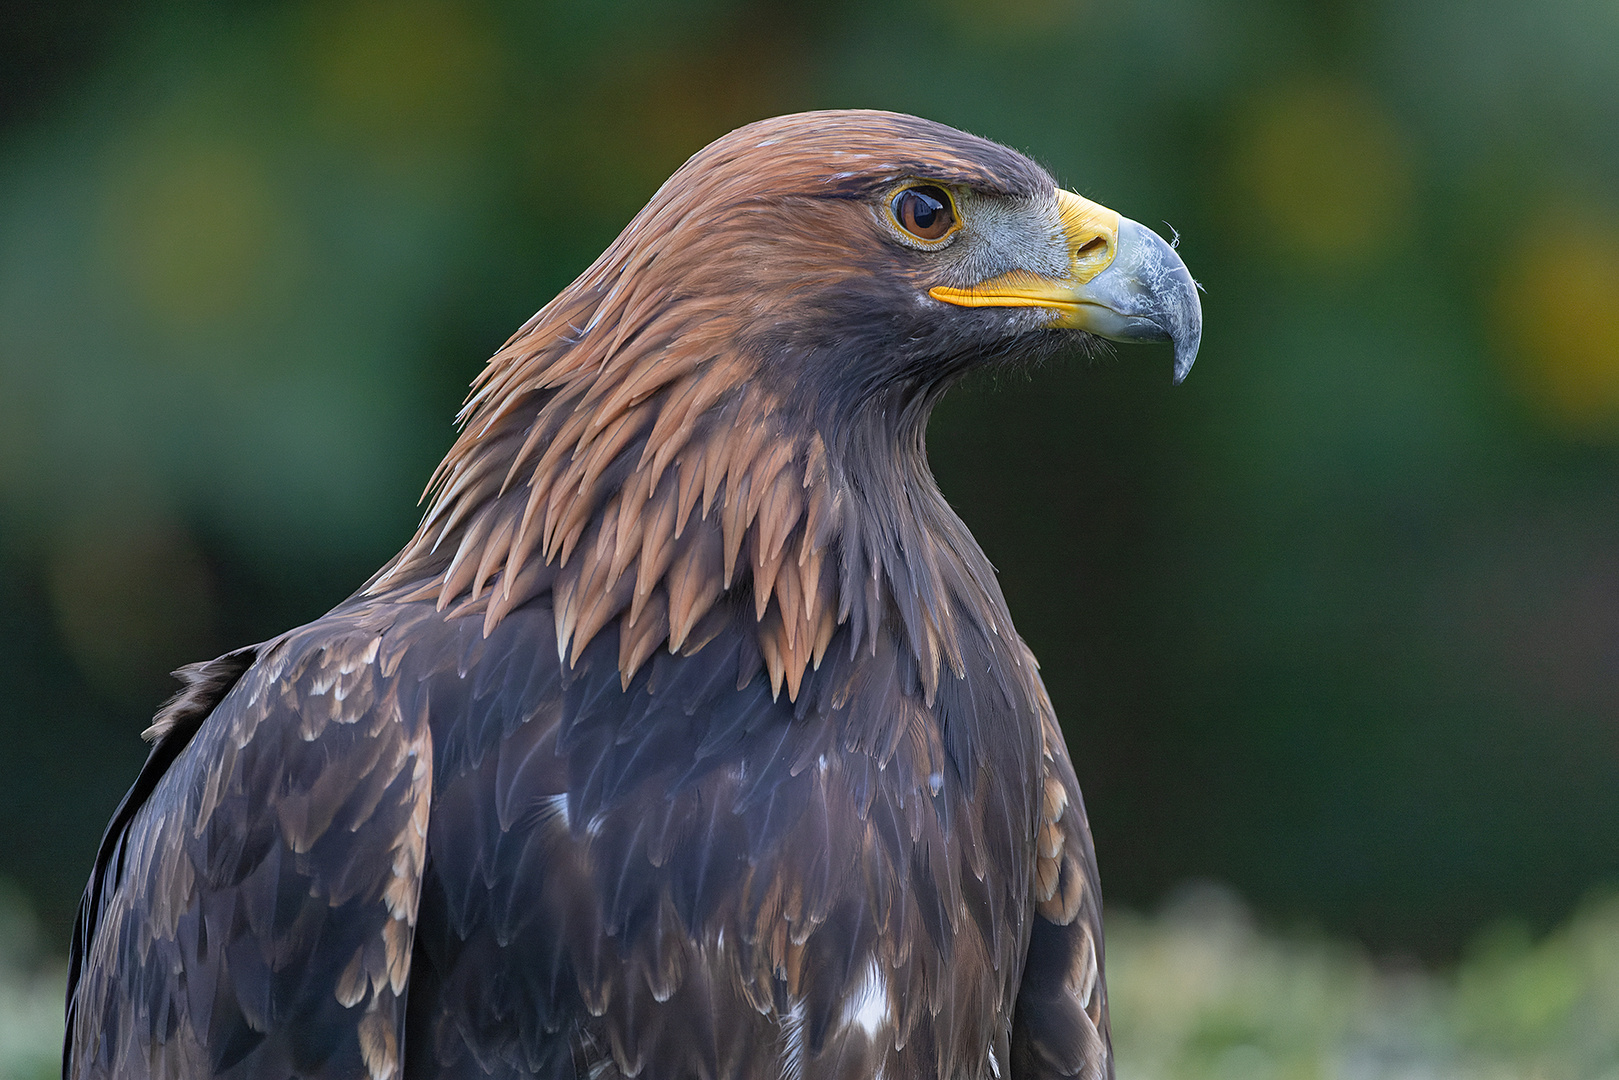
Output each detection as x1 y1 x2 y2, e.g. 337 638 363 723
9 883 1619 1079
1109 885 1619 1080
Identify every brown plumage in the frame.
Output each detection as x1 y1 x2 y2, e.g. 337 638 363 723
67 110 1200 1080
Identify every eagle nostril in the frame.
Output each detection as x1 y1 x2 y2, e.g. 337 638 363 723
1075 236 1108 259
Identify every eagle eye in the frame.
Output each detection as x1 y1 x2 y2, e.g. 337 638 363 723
891 185 958 242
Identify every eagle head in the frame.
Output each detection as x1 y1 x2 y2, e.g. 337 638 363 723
581 111 1198 412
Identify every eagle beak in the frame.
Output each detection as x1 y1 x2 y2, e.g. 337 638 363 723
929 190 1203 383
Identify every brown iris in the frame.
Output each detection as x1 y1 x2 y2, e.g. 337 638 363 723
891 185 957 242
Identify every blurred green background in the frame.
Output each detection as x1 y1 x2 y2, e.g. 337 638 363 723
1 0 1618 1072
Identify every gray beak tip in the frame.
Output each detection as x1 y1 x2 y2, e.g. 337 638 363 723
1156 243 1201 386
1171 320 1201 385
1082 218 1203 387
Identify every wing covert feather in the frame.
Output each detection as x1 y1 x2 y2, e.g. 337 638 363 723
66 614 434 1080
1010 696 1112 1080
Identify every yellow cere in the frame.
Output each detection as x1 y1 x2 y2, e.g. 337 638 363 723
928 189 1120 325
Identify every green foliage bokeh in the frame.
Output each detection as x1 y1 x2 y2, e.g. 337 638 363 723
0 0 1616 963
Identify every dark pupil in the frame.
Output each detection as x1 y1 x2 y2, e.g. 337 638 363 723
896 186 951 238
907 191 940 229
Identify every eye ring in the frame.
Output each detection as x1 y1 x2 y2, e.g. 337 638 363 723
889 185 959 243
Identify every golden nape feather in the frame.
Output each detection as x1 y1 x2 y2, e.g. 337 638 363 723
68 110 1199 1080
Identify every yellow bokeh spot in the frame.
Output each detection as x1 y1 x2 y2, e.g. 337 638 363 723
101 142 297 334
303 0 498 150
1229 80 1411 265
1495 207 1619 435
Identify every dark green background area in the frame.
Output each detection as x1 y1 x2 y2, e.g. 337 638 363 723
1 0 1616 961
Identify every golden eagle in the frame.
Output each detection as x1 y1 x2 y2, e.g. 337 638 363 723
66 110 1200 1080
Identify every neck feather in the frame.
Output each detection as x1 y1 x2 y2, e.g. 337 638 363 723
372 271 1009 704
